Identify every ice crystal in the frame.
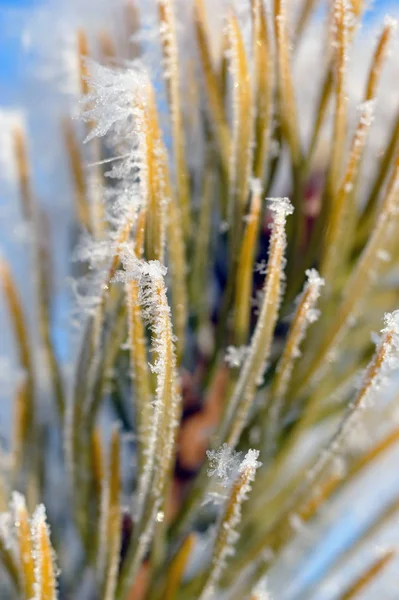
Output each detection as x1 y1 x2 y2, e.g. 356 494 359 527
224 345 249 368
206 444 242 488
80 60 149 142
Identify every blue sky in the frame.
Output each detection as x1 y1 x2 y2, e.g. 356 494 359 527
0 1 31 103
0 0 397 103
0 0 40 104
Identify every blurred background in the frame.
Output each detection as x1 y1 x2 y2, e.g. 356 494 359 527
2 3 399 597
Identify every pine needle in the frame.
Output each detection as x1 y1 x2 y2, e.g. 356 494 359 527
62 118 90 229
295 143 399 396
126 278 152 474
31 505 57 600
236 310 399 573
102 427 121 600
13 126 65 419
365 17 397 102
357 112 399 250
78 29 90 97
294 0 321 43
198 450 261 600
252 0 274 182
166 192 188 362
0 530 20 591
320 100 375 285
194 0 230 172
157 0 190 237
274 0 301 171
143 84 167 263
12 493 35 599
339 549 395 600
233 180 262 346
264 268 324 455
220 198 293 449
91 427 104 506
326 0 349 199
0 259 34 394
163 534 196 600
226 10 254 238
12 376 30 480
117 258 181 599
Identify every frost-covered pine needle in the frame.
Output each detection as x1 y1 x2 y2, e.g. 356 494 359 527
2 1 399 599
220 198 293 448
198 449 261 600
